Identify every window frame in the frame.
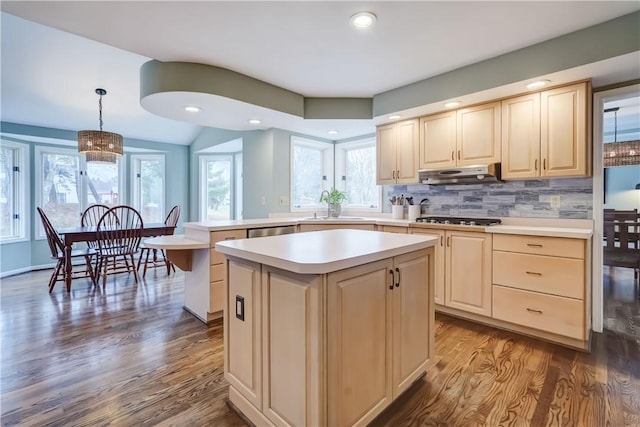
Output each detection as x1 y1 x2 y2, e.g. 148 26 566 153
0 140 29 244
34 145 125 239
290 136 334 212
131 154 166 224
334 137 382 213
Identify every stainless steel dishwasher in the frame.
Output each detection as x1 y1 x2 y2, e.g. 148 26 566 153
246 225 296 238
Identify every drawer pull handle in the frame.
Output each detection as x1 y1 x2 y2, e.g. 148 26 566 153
395 267 401 288
389 270 395 290
526 308 543 314
526 271 542 276
526 243 543 248
224 237 237 240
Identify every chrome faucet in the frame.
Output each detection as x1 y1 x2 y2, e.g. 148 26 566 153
319 190 330 218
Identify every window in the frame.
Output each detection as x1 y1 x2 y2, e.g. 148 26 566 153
0 141 28 242
132 155 165 224
290 137 334 210
335 137 381 211
200 154 243 221
35 146 124 236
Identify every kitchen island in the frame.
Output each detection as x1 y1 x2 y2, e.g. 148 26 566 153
215 229 437 427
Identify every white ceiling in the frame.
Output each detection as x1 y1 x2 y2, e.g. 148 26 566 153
1 1 639 145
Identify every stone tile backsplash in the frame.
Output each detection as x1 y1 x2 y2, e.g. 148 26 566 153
385 177 593 219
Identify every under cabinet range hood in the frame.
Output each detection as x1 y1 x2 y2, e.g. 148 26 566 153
418 163 501 185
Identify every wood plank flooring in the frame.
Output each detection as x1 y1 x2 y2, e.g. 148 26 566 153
1 267 639 426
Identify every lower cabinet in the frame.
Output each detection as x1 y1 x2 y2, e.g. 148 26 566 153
298 223 376 232
411 228 492 316
224 248 434 427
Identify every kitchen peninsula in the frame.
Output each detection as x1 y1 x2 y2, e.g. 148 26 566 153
215 229 437 427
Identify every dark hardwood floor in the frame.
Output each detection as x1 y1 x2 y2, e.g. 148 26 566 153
1 267 639 426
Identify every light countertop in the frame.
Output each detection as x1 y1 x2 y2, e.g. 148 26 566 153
215 229 438 274
143 234 210 250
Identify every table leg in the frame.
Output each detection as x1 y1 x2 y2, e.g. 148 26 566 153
64 242 73 292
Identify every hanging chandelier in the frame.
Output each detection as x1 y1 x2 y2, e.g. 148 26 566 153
78 88 123 163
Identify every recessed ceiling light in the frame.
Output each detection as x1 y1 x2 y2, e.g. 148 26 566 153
248 119 261 125
328 130 339 135
526 80 551 89
445 101 461 109
350 12 376 29
388 115 402 120
184 106 201 113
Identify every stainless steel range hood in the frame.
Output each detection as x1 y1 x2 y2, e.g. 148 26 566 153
418 163 501 185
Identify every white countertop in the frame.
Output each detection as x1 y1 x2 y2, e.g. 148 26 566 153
143 234 210 250
215 229 438 274
185 216 593 239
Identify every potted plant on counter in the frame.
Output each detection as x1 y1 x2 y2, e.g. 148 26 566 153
320 188 348 217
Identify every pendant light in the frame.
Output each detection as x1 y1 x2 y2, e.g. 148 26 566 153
78 88 123 163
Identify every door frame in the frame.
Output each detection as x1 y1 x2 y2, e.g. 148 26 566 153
591 83 640 333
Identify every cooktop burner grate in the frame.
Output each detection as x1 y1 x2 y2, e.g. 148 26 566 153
415 216 502 226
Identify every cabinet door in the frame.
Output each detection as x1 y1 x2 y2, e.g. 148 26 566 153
419 111 456 169
392 249 433 398
395 119 419 184
262 267 323 427
225 258 263 409
540 81 590 177
501 93 541 179
445 231 492 317
327 259 393 427
457 102 501 166
376 124 397 185
410 229 445 305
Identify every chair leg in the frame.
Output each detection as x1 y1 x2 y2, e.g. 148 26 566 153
136 248 147 271
162 249 171 276
143 249 151 278
49 260 63 293
102 257 109 289
131 253 139 284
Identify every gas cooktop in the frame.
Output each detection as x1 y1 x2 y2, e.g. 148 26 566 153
415 216 502 226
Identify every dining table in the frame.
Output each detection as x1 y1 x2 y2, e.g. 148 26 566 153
57 223 176 290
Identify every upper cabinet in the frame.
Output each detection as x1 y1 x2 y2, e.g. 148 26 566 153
419 102 500 170
502 81 591 179
376 119 419 185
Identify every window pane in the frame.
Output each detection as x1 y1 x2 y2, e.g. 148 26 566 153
205 159 231 221
292 145 323 208
41 152 81 228
0 147 16 238
138 158 164 223
345 145 379 208
86 162 120 207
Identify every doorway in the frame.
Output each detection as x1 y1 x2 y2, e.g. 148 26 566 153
592 83 640 335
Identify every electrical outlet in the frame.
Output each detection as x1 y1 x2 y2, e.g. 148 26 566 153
550 195 561 209
279 196 289 206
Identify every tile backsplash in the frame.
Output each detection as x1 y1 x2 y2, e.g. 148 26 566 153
385 177 593 219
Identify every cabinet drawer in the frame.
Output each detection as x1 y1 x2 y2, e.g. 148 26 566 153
210 263 224 282
493 251 584 299
493 234 584 259
210 229 246 247
493 285 584 339
210 280 224 313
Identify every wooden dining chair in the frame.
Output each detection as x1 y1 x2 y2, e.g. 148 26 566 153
603 218 640 287
95 205 144 288
137 205 180 277
37 207 97 292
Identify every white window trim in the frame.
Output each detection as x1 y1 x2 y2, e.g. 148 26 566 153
35 145 125 239
0 140 30 244
131 154 165 222
290 136 334 212
199 154 242 221
335 137 382 213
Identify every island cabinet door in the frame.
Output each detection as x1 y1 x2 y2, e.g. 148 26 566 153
224 258 263 410
261 267 323 427
410 229 445 305
327 258 394 427
392 248 433 398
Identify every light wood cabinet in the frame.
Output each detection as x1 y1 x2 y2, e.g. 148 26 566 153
456 102 501 166
419 102 500 170
491 233 590 345
381 225 408 234
410 228 491 316
298 223 375 232
502 81 591 179
209 229 246 314
376 119 419 185
328 249 432 426
446 231 492 317
419 111 456 169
